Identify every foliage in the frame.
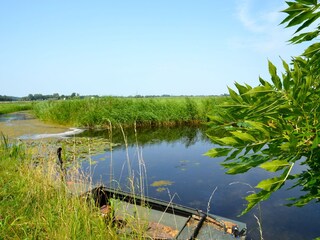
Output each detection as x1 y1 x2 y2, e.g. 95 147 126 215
20 92 86 101
0 102 33 115
206 0 320 215
32 96 223 128
0 95 20 101
0 135 118 239
281 0 320 76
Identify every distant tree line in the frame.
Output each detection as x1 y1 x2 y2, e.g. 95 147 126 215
0 93 229 102
20 93 85 101
0 93 99 101
0 95 20 101
127 94 229 98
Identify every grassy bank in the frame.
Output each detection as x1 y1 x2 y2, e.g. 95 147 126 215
32 96 228 128
0 102 33 114
0 136 119 239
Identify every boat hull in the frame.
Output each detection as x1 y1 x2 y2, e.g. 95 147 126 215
85 186 247 240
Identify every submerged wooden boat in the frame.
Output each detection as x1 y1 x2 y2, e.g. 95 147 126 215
86 186 247 239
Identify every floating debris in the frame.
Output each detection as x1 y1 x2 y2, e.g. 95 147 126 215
151 180 174 187
19 128 84 140
156 187 166 192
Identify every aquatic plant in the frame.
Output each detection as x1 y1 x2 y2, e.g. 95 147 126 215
32 96 225 128
0 102 33 115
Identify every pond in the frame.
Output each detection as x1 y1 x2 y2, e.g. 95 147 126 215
1 112 319 240
78 127 320 240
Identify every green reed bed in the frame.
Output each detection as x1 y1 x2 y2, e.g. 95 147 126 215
33 96 227 128
0 136 118 239
0 102 33 115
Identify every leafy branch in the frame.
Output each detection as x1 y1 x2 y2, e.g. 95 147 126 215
206 0 320 214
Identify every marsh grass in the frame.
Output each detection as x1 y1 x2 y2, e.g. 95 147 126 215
0 135 135 239
0 129 172 240
117 124 149 206
32 96 228 128
0 102 33 115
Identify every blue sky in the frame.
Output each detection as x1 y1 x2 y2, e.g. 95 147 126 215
0 0 307 97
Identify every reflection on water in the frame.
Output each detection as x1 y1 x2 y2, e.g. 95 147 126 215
0 112 33 123
80 126 320 240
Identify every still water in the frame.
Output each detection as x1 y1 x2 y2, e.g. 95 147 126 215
1 113 319 240
79 127 320 240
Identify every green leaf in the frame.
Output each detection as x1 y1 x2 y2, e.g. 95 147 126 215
231 131 256 142
219 137 238 146
224 162 253 174
228 86 242 103
245 120 270 137
281 58 290 72
207 115 225 124
223 155 268 174
289 32 308 43
287 194 316 207
205 135 220 144
311 134 320 149
295 0 318 6
259 77 272 88
268 61 282 90
234 82 249 95
282 3 305 14
241 164 294 214
280 11 300 25
241 190 271 215
234 82 252 103
303 43 320 56
256 164 293 191
225 148 242 161
252 143 265 153
287 10 313 29
245 86 273 95
256 176 285 191
204 148 232 158
283 74 291 91
259 160 290 172
295 15 320 34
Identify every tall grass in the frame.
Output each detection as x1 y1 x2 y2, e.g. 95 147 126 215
0 135 119 239
0 102 33 115
0 132 173 239
32 96 228 128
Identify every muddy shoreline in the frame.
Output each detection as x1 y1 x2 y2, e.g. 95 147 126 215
0 111 83 139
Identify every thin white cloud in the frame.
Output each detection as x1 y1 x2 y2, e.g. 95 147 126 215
236 0 283 32
236 0 267 33
231 0 293 54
